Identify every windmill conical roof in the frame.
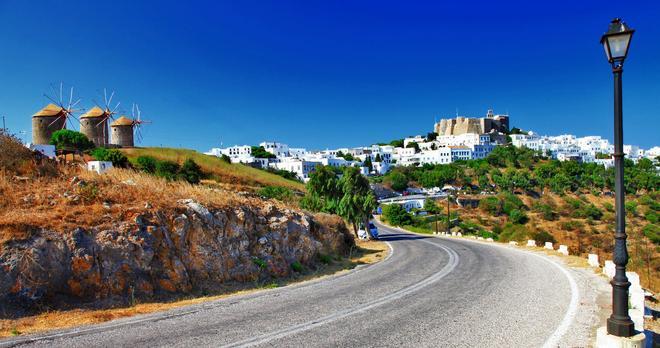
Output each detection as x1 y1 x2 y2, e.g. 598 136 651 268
111 116 133 127
80 106 107 118
32 103 65 117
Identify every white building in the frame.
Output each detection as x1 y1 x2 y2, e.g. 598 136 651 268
272 158 320 182
417 148 452 165
260 142 290 157
404 135 426 148
87 161 113 174
450 146 473 161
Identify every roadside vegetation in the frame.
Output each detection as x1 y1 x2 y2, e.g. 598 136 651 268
376 145 659 290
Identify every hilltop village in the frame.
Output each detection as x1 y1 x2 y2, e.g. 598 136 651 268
206 109 659 182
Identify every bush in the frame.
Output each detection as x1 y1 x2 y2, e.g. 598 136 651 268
220 154 231 163
533 230 556 245
291 261 304 272
136 156 157 173
642 224 660 245
645 210 659 224
561 220 584 231
318 254 333 264
179 158 202 184
602 202 614 212
155 160 180 181
479 196 501 215
509 209 528 224
259 186 293 201
385 171 408 191
572 203 603 220
499 223 531 242
533 202 557 221
252 257 267 270
625 201 638 216
500 192 525 215
382 204 413 226
91 148 129 168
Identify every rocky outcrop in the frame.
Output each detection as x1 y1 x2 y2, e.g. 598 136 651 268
0 200 353 314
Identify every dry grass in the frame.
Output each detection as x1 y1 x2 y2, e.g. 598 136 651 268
0 236 389 338
0 166 293 241
120 147 305 192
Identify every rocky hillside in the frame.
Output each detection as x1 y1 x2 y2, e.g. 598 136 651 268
0 140 353 316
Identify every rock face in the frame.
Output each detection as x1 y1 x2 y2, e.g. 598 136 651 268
0 200 353 313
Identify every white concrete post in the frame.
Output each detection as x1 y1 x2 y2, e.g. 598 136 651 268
626 272 645 331
544 242 554 250
526 240 536 247
486 238 494 242
457 232 462 237
558 245 569 256
587 254 599 267
509 241 518 246
603 260 615 279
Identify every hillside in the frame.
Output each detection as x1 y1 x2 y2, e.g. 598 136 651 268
376 145 660 290
120 147 305 192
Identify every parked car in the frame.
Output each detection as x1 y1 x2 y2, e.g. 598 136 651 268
357 222 380 240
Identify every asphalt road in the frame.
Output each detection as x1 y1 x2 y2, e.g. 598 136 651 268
2 222 577 348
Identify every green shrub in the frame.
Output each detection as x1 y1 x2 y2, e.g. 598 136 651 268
561 220 584 231
291 261 304 272
252 257 267 270
155 160 180 181
136 156 157 173
179 158 202 184
509 209 528 224
91 148 129 168
499 223 531 242
50 129 94 151
220 154 231 163
318 254 333 264
479 196 501 215
572 203 603 220
602 202 614 212
642 224 660 245
259 186 293 201
382 204 413 226
533 230 556 245
500 192 525 215
625 201 638 216
533 202 557 221
645 210 659 224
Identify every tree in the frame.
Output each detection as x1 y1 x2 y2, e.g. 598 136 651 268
406 142 420 153
363 156 373 172
50 130 94 152
250 146 276 159
382 204 413 226
179 158 202 184
424 198 440 214
389 139 404 148
385 171 408 191
374 153 382 162
337 167 378 238
91 148 129 168
426 132 438 141
301 165 341 213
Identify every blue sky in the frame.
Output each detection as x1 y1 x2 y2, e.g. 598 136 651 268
0 1 658 151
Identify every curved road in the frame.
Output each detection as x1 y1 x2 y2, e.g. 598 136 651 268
2 222 577 348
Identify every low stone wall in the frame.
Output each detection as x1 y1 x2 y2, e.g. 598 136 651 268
0 200 353 315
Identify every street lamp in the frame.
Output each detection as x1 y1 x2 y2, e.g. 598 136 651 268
601 18 635 338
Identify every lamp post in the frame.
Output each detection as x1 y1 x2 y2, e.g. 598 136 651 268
601 18 635 338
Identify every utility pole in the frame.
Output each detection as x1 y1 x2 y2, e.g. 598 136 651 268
2 115 5 133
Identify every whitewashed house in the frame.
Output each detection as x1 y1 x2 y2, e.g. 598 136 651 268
87 161 113 174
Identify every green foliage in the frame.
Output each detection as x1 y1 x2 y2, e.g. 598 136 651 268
251 146 276 159
266 167 299 181
155 160 180 181
509 209 528 224
374 153 382 162
479 196 501 215
382 204 413 226
318 254 333 264
645 210 659 224
385 170 408 191
259 185 293 201
336 151 355 161
220 154 231 163
136 156 157 173
389 139 404 148
291 261 304 272
500 192 525 215
423 198 440 214
91 148 129 168
499 223 531 242
252 257 267 270
625 201 638 216
532 202 557 221
50 129 94 151
405 142 420 153
533 230 556 245
602 202 614 212
179 158 202 184
561 220 584 231
642 224 660 244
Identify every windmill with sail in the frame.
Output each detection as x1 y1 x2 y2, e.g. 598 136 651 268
31 83 82 145
110 103 151 147
80 89 120 147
